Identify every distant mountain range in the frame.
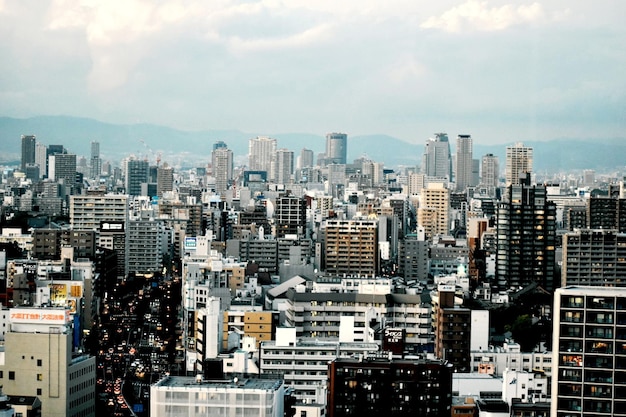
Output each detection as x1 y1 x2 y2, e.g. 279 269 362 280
0 115 624 173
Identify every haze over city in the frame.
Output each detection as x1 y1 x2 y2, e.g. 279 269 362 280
1 0 624 145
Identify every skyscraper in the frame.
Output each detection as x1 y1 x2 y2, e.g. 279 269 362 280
48 153 77 190
496 174 557 290
298 148 314 169
505 142 533 186
35 142 47 178
325 132 347 165
89 141 101 179
156 163 174 197
20 134 36 171
248 136 277 177
422 133 452 181
323 219 378 277
480 153 500 189
551 286 626 416
454 134 473 191
417 182 450 240
124 158 149 196
275 148 294 185
212 146 233 195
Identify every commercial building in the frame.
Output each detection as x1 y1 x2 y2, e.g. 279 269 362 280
248 136 277 178
20 135 36 172
325 133 347 165
150 376 286 417
551 286 626 416
327 355 453 417
417 182 450 240
422 133 452 181
0 307 96 417
505 142 533 186
70 194 129 232
124 158 149 196
322 219 378 277
455 134 474 191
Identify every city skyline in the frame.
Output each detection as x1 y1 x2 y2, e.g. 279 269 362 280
0 1 624 146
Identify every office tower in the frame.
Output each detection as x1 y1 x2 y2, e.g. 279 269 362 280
327 356 453 417
325 132 347 165
434 285 471 372
24 164 39 181
496 175 557 290
124 158 149 196
406 172 427 195
398 233 429 282
562 229 626 287
35 142 47 178
327 163 346 199
323 219 378 277
422 133 452 181
70 194 129 231
417 182 450 240
157 163 174 197
551 286 626 417
505 142 533 186
1 307 96 417
212 144 233 195
275 194 306 238
587 196 626 232
20 134 36 171
48 153 77 192
481 153 500 189
89 141 101 179
455 134 473 191
299 148 314 169
126 215 169 274
151 376 286 417
248 136 277 177
583 169 595 187
275 148 294 185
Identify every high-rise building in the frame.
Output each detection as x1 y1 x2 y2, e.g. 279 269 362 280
327 356 453 417
156 163 174 197
126 215 169 274
422 133 452 181
587 196 626 232
274 194 306 238
70 194 129 231
323 219 378 277
325 132 347 165
124 158 149 196
417 182 450 240
248 136 277 177
35 142 47 179
434 285 471 372
455 134 473 191
275 148 294 185
480 153 500 189
20 134 36 171
212 144 233 195
48 153 77 193
562 229 626 287
298 148 314 169
496 175 557 290
0 307 96 417
551 286 626 416
89 141 101 179
505 142 533 186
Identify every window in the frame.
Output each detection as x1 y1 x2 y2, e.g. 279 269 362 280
9 372 15 380
37 359 42 366
37 389 42 396
37 374 43 381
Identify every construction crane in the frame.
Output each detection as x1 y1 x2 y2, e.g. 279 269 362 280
138 139 161 166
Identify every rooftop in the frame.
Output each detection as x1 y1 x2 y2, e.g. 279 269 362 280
154 376 283 391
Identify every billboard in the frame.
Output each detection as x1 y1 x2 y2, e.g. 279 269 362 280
382 327 406 356
9 308 70 325
100 221 125 232
184 237 197 251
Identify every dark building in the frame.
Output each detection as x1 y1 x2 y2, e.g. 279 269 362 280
435 287 471 372
398 234 429 282
327 356 453 417
566 205 587 231
587 196 626 232
124 159 149 196
32 229 96 260
496 175 557 291
21 135 36 171
274 194 306 238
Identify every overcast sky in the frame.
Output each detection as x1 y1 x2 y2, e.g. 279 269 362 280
0 0 624 145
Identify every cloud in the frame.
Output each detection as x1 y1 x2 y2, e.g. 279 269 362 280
421 1 545 33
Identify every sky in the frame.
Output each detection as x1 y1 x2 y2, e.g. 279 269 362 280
0 0 624 145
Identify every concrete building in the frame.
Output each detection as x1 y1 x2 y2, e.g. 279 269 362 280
562 229 626 287
126 214 170 274
455 134 474 191
325 132 347 165
417 182 450 240
422 133 452 181
0 307 95 417
496 176 557 291
434 285 471 372
260 327 379 404
480 153 499 191
470 342 553 377
89 141 100 179
156 163 174 197
322 219 378 277
248 136 277 178
70 194 129 232
587 196 626 232
150 376 286 417
212 146 233 195
505 143 533 186
48 153 77 193
124 158 149 196
551 286 626 416
274 194 306 238
275 148 294 185
20 135 36 172
327 355 453 417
